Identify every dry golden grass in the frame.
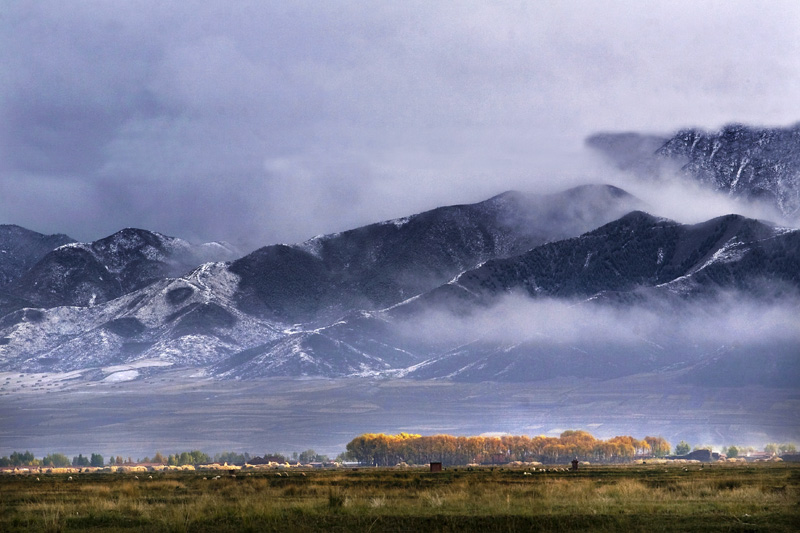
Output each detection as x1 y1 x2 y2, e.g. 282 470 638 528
0 463 798 531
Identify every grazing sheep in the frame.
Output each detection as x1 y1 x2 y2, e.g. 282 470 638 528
68 476 72 481
149 475 153 479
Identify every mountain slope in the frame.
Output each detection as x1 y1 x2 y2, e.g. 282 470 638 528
424 211 798 306
1 188 796 384
230 184 643 322
394 212 799 382
218 211 799 381
2 228 239 314
658 124 800 218
0 225 74 287
0 184 643 377
0 262 281 373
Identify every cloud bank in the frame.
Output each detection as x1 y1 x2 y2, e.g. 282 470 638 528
396 291 800 353
2 1 800 249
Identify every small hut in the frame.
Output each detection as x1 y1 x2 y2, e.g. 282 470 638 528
430 462 443 473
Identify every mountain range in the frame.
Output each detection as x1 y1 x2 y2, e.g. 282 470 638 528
1 186 797 386
0 227 239 314
1 125 797 387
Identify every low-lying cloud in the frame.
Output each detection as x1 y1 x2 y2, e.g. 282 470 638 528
583 151 797 229
396 291 800 352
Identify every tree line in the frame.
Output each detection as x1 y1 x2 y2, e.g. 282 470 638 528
345 433 800 466
0 451 105 468
2 438 795 468
345 432 672 466
0 449 319 468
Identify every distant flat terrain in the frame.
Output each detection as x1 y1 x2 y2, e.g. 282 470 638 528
0 371 797 457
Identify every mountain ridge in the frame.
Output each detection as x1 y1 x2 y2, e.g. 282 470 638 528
230 184 643 323
0 183 796 386
0 225 75 288
0 228 239 315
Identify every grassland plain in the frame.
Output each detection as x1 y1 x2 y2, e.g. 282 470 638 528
1 463 798 532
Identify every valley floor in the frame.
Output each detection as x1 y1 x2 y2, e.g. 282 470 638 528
0 371 797 458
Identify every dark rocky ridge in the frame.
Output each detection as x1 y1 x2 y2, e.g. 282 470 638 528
217 210 799 382
0 225 74 287
436 211 798 304
396 212 800 384
230 184 643 323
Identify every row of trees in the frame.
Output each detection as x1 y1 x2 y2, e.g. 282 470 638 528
0 449 312 468
2 450 230 468
0 451 105 468
141 451 211 466
345 431 672 466
3 440 794 468
69 453 105 467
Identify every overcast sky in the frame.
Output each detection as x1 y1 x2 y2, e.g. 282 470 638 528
2 1 800 251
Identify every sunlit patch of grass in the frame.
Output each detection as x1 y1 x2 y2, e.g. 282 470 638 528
78 483 112 496
40 501 65 533
420 490 444 507
369 495 386 508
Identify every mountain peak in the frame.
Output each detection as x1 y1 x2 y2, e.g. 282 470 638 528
562 183 633 198
0 225 76 288
94 227 174 250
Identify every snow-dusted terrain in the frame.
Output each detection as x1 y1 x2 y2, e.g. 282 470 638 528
1 187 797 387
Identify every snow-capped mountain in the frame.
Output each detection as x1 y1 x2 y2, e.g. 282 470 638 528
219 210 799 383
395 212 800 384
1 228 239 315
587 123 800 221
0 262 281 374
0 184 797 385
0 184 643 377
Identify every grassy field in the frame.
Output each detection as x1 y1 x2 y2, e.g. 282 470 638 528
1 463 798 532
